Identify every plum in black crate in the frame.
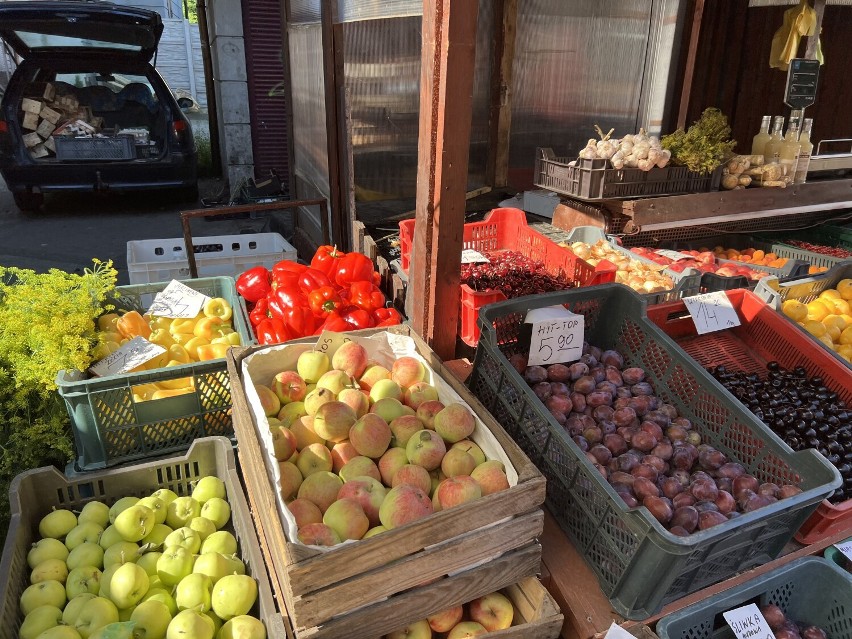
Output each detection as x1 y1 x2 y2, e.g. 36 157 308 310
466 283 840 620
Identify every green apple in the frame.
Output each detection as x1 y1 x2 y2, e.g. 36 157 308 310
191 476 226 503
141 588 177 616
296 350 331 384
219 615 267 639
200 531 237 556
31 558 69 584
211 574 257 620
165 497 200 530
114 505 156 543
156 546 194 587
201 611 223 635
63 593 97 625
118 607 133 622
141 523 173 546
88 621 136 639
67 542 105 572
20 580 66 616
78 501 110 528
108 498 140 525
175 573 213 612
108 563 149 609
19 604 63 639
130 599 172 639
98 526 124 550
149 489 178 507
39 509 78 540
199 498 231 530
166 609 215 639
188 517 216 541
65 522 105 551
221 554 246 576
98 564 118 600
103 542 140 568
66 566 103 598
163 527 201 554
136 497 168 525
136 551 163 577
74 596 119 638
192 552 230 584
31 626 82 639
27 538 69 569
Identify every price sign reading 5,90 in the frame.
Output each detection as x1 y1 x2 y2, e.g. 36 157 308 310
525 306 584 366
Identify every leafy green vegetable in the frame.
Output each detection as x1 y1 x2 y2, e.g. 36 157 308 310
662 108 737 175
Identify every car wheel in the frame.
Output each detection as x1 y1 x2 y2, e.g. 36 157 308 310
13 191 44 213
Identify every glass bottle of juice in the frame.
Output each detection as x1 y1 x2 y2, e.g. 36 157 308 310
793 118 814 184
763 116 785 163
779 118 801 179
751 115 772 156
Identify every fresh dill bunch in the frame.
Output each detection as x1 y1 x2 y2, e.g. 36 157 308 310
662 108 737 175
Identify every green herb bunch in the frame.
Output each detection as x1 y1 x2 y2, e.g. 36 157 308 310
0 259 117 538
662 107 737 175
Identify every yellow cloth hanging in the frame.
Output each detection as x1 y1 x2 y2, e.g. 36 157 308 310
769 0 824 71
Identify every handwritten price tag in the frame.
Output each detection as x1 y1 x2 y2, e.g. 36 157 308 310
461 249 489 264
682 291 741 335
723 603 776 639
525 306 584 366
603 622 637 639
147 280 209 319
834 538 852 561
315 331 352 358
89 337 166 377
656 249 693 261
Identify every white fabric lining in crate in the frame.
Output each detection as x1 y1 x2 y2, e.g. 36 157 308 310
241 331 519 551
127 233 296 285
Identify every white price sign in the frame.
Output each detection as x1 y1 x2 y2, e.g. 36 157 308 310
525 306 584 366
147 280 209 319
89 337 166 377
834 538 852 561
603 622 637 639
723 603 776 639
656 249 693 261
315 331 353 358
461 249 489 264
682 291 741 335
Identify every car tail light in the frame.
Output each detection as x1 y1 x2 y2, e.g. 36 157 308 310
0 120 8 134
172 118 190 145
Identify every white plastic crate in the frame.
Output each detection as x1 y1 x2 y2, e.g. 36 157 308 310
127 232 296 284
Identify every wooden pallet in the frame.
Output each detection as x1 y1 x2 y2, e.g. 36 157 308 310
227 325 547 639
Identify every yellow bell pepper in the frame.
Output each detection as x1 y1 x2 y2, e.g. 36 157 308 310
97 313 120 332
91 340 120 361
203 297 233 322
184 336 209 360
116 310 151 340
193 316 224 340
171 332 194 346
142 352 169 371
196 343 230 361
156 373 194 390
151 387 196 400
149 328 175 349
168 344 191 364
97 330 122 345
211 331 242 347
149 316 173 331
169 317 198 335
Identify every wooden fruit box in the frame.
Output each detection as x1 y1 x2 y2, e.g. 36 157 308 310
227 325 546 639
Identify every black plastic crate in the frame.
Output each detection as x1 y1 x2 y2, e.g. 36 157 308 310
55 135 135 161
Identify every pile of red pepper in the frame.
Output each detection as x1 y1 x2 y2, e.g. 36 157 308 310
236 246 402 345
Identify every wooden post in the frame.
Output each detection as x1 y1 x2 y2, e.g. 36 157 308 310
677 0 704 130
409 0 479 360
486 0 518 188
196 0 222 176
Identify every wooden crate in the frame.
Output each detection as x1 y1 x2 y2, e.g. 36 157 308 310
227 325 546 639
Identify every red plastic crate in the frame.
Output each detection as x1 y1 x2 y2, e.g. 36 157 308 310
646 288 852 545
399 207 616 346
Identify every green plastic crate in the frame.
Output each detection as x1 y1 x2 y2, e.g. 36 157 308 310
466 284 840 620
0 437 287 639
756 226 852 269
824 539 852 573
656 557 852 639
56 277 252 471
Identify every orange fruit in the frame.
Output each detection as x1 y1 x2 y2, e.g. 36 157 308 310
782 300 808 322
838 279 852 301
806 300 832 322
803 320 827 338
840 325 852 346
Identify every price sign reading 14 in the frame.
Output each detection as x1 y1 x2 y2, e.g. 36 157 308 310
526 306 584 366
682 291 741 336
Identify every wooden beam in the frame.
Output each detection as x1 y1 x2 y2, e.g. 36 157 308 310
486 0 518 188
805 0 826 59
409 0 480 360
195 0 221 176
677 0 704 130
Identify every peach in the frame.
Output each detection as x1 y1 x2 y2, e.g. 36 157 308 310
296 443 333 477
296 350 331 384
255 384 280 417
369 379 403 403
277 461 303 501
331 441 359 473
389 415 426 448
313 401 357 443
323 498 369 541
378 447 410 486
405 430 446 471
471 460 510 496
287 499 322 528
277 401 307 427
358 364 391 391
349 414 393 459
392 464 432 495
434 403 476 444
271 427 298 462
435 475 481 510
428 606 464 633
337 476 387 527
297 471 344 513
304 387 337 417
337 388 370 418
331 341 369 378
272 371 307 404
440 447 477 478
339 456 381 483
316 369 358 396
297 523 340 546
390 356 427 389
290 416 325 449
379 484 434 529
403 381 439 410
415 400 445 429
451 440 486 466
370 397 408 424
447 621 488 638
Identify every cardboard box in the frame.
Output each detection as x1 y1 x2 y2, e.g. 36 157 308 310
21 98 43 114
39 106 61 125
22 112 39 131
36 119 56 139
23 132 42 148
43 82 55 101
30 144 49 158
44 136 56 153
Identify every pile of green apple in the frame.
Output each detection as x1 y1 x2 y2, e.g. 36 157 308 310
385 589 515 638
19 476 266 639
254 341 511 546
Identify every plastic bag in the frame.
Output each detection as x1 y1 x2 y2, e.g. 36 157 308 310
769 0 824 71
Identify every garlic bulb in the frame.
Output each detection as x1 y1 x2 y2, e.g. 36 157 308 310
656 149 671 168
618 140 634 154
637 158 655 172
647 148 663 166
610 150 625 170
633 143 650 160
625 153 639 168
597 140 617 159
580 144 598 160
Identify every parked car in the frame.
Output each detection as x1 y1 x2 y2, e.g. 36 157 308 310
0 1 197 211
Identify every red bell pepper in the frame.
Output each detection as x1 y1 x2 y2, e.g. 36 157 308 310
340 305 376 330
334 252 374 287
267 286 307 320
372 307 401 327
314 311 350 334
272 260 307 288
311 245 346 277
282 306 317 337
249 298 269 327
256 317 297 345
308 286 343 317
348 280 386 312
298 267 333 294
236 266 271 303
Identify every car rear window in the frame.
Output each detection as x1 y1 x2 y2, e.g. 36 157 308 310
14 31 141 51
